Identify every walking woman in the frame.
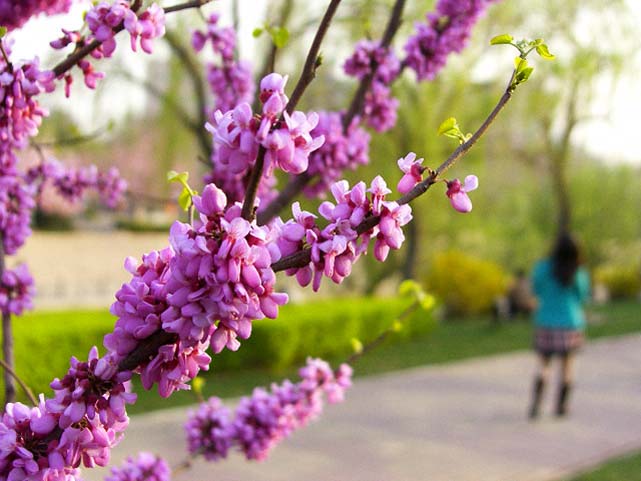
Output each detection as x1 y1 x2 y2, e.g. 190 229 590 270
528 232 590 419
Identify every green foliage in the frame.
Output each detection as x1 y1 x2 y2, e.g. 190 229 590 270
5 310 115 401
215 296 437 372
252 24 290 48
437 117 471 144
594 264 641 300
564 449 641 481
425 250 510 316
4 297 436 402
167 170 196 211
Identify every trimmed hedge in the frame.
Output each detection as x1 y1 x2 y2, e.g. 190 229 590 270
3 297 435 401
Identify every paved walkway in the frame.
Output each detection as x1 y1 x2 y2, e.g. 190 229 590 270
86 334 641 481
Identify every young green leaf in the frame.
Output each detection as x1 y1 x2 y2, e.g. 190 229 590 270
178 188 193 212
350 338 364 354
490 33 513 45
271 27 290 48
437 117 459 136
167 170 188 184
0 27 7 39
535 43 555 60
252 27 263 38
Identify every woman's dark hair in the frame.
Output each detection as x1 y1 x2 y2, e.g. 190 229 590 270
551 232 583 286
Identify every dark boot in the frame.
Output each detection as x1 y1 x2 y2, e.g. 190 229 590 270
528 376 545 420
556 382 572 417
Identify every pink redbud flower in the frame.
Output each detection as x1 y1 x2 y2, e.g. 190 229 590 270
259 73 288 105
446 175 478 213
397 152 425 194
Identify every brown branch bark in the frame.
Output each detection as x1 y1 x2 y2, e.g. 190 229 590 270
0 357 37 406
163 29 212 160
0 236 15 406
51 0 213 78
284 0 343 114
259 0 407 224
272 73 517 273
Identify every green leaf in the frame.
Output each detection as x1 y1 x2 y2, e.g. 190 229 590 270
490 33 513 45
271 27 290 49
398 279 421 297
420 294 436 311
437 117 459 136
391 320 403 332
535 43 555 60
350 338 363 354
192 377 205 396
178 188 193 212
0 27 7 39
167 170 188 184
252 27 263 38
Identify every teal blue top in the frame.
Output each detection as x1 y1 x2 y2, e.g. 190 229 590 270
532 259 590 330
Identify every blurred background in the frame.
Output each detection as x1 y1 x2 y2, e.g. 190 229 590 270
5 1 641 479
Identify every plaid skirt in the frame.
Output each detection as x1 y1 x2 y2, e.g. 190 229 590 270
534 328 584 356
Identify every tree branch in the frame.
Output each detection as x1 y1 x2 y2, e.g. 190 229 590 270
342 0 406 131
259 0 407 225
284 0 343 114
51 0 213 78
272 72 517 273
0 235 15 406
0 357 37 407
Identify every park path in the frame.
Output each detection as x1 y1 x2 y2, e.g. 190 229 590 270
86 334 641 481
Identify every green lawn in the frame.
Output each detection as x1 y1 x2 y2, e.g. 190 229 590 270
4 300 639 413
128 300 640 413
563 450 641 480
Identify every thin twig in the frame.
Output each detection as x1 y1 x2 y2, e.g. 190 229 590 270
284 0 343 114
271 71 517 273
242 0 343 220
342 0 406 131
259 0 407 224
0 235 15 407
240 147 266 220
345 301 419 365
164 0 213 14
51 0 213 78
0 357 37 407
163 29 212 159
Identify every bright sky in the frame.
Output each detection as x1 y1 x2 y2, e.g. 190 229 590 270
8 1 641 165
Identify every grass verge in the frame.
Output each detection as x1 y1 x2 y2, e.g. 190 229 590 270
563 450 641 480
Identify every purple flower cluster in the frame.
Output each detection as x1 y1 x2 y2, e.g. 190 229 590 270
184 397 233 461
106 183 287 397
105 452 170 481
404 0 498 81
185 358 352 462
192 13 254 113
278 175 412 291
25 159 127 208
0 263 35 316
0 174 36 255
0 54 55 150
344 40 400 133
0 347 135 481
0 0 72 31
397 152 425 194
51 1 165 95
362 82 399 133
446 175 478 213
344 40 401 85
304 111 370 198
209 73 324 177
